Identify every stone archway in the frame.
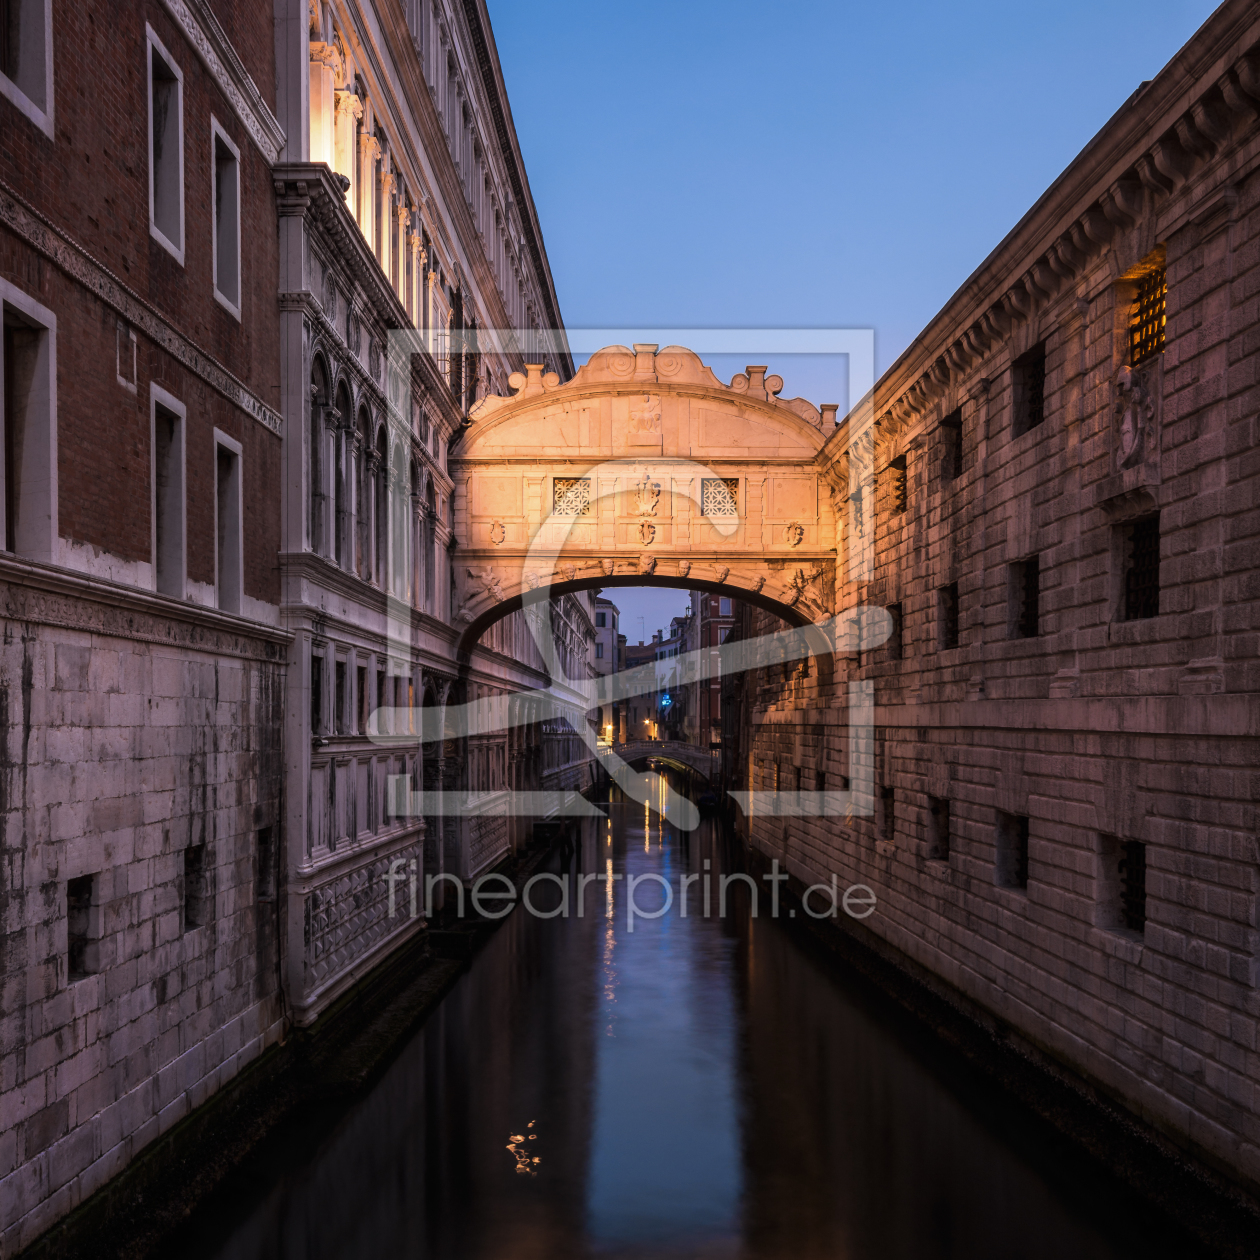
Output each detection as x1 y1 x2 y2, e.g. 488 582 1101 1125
449 343 839 640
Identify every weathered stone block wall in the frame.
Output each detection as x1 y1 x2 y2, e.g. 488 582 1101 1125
734 0 1260 1189
0 576 286 1254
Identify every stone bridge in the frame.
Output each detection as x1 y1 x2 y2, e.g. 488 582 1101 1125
449 343 842 657
604 739 719 781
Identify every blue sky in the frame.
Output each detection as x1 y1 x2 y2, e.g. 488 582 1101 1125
486 0 1220 637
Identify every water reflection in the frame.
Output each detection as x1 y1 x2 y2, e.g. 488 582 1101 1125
197 772 1126 1260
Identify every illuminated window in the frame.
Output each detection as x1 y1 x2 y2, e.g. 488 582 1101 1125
1130 266 1166 364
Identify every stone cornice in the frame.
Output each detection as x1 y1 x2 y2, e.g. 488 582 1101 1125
861 0 1260 447
274 163 460 430
159 0 286 162
0 176 283 437
0 556 291 660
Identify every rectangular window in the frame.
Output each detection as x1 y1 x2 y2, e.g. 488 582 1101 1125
701 477 738 517
0 0 52 136
211 119 241 317
151 387 185 598
938 582 959 650
719 597 732 616
310 652 323 734
1010 555 1040 638
886 455 907 516
147 26 184 263
214 430 242 614
1130 266 1166 364
928 795 950 861
996 811 1029 889
1012 342 1046 437
116 320 137 392
886 601 903 660
552 477 590 516
356 664 367 733
595 611 606 627
334 659 346 735
595 642 604 659
256 827 276 901
941 408 963 482
879 786 894 844
1122 514 1160 621
66 873 97 981
183 843 209 930
1098 834 1146 935
376 669 387 734
1 282 57 562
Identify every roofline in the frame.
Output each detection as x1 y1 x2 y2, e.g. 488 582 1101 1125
460 0 573 377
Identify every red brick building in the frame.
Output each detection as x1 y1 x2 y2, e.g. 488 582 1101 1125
0 2 288 1249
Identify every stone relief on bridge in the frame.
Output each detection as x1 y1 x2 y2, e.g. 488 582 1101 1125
450 344 839 636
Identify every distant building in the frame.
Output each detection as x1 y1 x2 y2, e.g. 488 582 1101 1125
593 597 620 743
690 591 736 746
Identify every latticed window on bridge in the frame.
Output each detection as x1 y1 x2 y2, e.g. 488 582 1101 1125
552 477 590 516
701 478 738 516
1130 266 1167 364
1122 514 1160 620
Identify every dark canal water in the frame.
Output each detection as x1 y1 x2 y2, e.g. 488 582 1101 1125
195 774 1140 1260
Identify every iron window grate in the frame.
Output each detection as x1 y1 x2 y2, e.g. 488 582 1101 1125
1130 267 1166 364
1124 514 1160 620
887 456 907 516
1016 555 1040 637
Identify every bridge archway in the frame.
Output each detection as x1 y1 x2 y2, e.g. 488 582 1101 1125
449 343 841 677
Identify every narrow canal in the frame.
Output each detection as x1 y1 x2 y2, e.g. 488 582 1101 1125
189 772 1157 1259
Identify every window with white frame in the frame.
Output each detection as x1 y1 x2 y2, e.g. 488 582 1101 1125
0 0 52 137
214 430 243 613
150 386 185 598
147 26 184 263
1 277 57 563
211 118 241 316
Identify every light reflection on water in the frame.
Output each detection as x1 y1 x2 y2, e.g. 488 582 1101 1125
195 773 1130 1260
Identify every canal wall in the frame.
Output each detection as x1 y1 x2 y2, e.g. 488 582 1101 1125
0 570 288 1256
730 0 1260 1195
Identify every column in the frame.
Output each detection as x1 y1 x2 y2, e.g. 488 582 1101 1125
333 88 362 206
357 132 380 246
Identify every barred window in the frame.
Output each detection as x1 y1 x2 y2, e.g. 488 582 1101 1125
701 478 738 517
886 455 907 515
938 582 959 650
552 477 590 516
1130 267 1166 365
1122 513 1160 620
1012 342 1046 437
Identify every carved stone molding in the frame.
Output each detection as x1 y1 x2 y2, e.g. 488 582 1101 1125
0 177 282 436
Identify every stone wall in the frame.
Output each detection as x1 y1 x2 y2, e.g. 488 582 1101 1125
732 0 1260 1190
0 568 287 1254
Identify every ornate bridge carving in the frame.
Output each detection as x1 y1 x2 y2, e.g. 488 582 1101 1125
450 343 838 652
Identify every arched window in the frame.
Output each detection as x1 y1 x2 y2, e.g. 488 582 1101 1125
356 407 372 578
334 381 351 567
375 429 388 583
309 359 329 553
424 480 436 610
